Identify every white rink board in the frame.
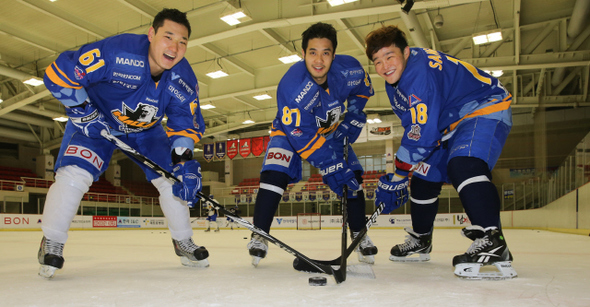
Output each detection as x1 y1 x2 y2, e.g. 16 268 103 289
0 213 470 230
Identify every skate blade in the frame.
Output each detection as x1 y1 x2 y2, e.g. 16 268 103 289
39 265 58 279
251 256 263 267
357 252 375 265
180 257 210 268
454 262 517 280
389 253 430 262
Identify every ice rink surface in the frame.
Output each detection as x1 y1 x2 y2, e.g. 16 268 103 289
2 228 589 307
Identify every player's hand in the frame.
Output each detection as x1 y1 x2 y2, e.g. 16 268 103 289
67 100 110 139
333 112 365 143
375 173 409 214
321 159 359 196
172 160 202 205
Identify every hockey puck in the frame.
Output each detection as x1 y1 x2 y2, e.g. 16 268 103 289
308 276 327 286
243 237 248 239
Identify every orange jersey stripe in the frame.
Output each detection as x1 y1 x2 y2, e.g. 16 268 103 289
45 64 83 90
300 136 326 160
446 94 512 134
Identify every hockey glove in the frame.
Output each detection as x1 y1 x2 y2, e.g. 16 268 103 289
321 160 360 196
375 173 409 214
333 112 366 144
67 100 110 139
172 160 202 207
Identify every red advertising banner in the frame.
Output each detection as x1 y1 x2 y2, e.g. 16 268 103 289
227 140 238 159
92 216 117 228
239 138 251 158
251 137 264 156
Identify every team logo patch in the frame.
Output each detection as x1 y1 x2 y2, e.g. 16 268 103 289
407 124 421 141
74 66 86 80
409 94 422 107
64 145 104 170
316 107 341 129
290 128 303 137
265 148 293 168
112 102 160 133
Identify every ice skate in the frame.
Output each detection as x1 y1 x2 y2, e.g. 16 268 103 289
247 233 268 267
172 238 209 268
214 228 220 232
352 232 378 264
38 236 65 279
452 226 517 280
389 227 432 262
204 228 210 232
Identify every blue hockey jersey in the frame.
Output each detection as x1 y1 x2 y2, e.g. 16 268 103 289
44 33 204 150
386 47 512 165
272 55 373 169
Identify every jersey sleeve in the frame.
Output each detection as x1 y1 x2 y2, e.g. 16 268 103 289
164 63 205 150
43 39 111 106
275 72 337 169
395 71 442 166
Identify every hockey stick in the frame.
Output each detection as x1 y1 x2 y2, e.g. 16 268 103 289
339 137 349 281
293 202 384 273
100 131 346 283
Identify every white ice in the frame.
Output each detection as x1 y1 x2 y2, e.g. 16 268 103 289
2 228 590 307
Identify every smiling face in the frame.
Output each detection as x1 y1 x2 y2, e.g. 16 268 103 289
372 44 410 85
302 38 335 85
147 19 189 77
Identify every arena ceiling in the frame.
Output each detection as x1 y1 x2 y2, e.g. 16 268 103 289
0 0 588 168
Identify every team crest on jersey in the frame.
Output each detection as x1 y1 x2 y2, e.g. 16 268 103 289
74 66 86 80
409 94 422 107
111 102 161 133
315 107 341 129
407 124 421 141
290 128 303 137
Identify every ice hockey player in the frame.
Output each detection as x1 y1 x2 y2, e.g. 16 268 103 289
38 8 208 278
247 22 376 267
204 195 219 232
225 205 240 230
365 25 517 279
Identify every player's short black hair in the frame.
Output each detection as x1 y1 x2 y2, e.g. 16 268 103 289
152 8 191 37
301 22 337 53
365 26 408 61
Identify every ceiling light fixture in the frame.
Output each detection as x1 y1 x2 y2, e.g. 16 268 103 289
253 94 272 100
242 119 255 124
23 77 44 87
201 104 216 109
278 54 302 64
220 9 251 26
53 116 69 122
327 0 358 7
472 30 503 45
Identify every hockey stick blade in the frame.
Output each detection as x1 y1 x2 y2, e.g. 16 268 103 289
101 131 345 283
293 202 385 273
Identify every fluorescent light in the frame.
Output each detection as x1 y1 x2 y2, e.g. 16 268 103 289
472 30 502 45
328 0 358 7
220 9 251 26
53 116 69 122
23 77 44 86
0 99 3 103
491 70 503 77
206 70 228 79
472 34 488 45
242 119 255 124
373 118 382 123
253 94 272 100
278 54 301 64
487 32 503 42
201 104 216 109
